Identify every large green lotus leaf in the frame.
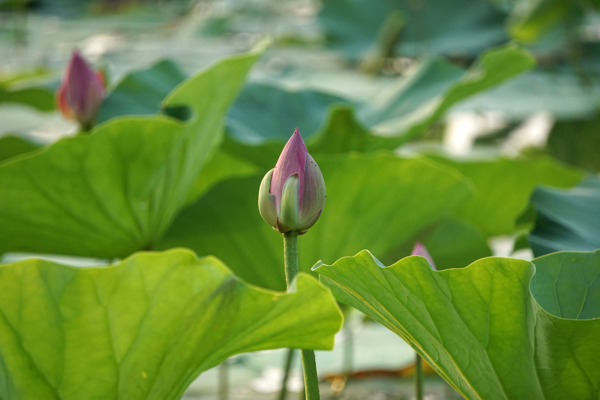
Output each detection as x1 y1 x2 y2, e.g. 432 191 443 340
158 153 473 290
428 155 583 237
362 45 535 139
0 135 40 163
384 216 492 271
0 249 343 400
414 217 492 270
0 86 55 112
315 250 600 400
225 46 534 165
526 177 600 256
0 48 263 258
318 0 507 58
0 71 55 112
97 59 187 124
506 0 581 43
454 68 600 121
226 82 351 145
545 113 600 173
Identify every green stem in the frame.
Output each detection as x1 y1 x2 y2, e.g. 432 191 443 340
415 353 423 400
342 322 354 378
277 348 295 400
283 232 320 400
218 360 228 400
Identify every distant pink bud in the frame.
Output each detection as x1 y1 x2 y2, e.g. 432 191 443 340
258 129 326 234
56 50 105 130
411 242 436 270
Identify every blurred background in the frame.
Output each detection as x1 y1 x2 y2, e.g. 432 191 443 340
1 0 599 399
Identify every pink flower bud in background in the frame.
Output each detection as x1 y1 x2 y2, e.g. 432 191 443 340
259 129 326 234
56 50 105 130
411 242 436 270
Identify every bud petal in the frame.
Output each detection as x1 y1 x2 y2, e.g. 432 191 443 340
411 242 436 270
56 50 105 130
259 129 326 234
278 174 300 233
258 169 278 228
298 154 326 231
270 129 307 212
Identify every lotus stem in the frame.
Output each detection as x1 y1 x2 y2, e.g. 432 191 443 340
278 348 296 400
415 353 423 400
218 360 228 400
283 232 320 400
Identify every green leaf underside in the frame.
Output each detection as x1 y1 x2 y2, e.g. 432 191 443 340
318 0 507 58
96 59 188 124
0 48 263 258
226 82 352 144
0 249 343 400
428 155 583 237
528 177 600 257
315 250 600 400
159 153 473 290
223 45 535 164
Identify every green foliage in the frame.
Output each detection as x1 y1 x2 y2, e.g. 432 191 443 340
526 177 600 256
315 250 600 400
226 82 351 144
0 135 40 163
0 249 343 400
159 153 473 290
546 113 600 173
360 45 535 141
0 47 263 258
429 155 583 236
223 45 535 167
416 217 492 270
0 85 55 111
318 0 507 58
97 59 187 124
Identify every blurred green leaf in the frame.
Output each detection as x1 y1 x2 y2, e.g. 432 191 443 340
417 217 492 270
429 155 583 236
0 48 263 258
507 0 581 43
0 249 343 400
545 113 600 173
319 0 508 58
97 59 187 124
226 82 351 144
527 177 600 256
0 135 40 163
224 45 535 165
315 249 600 400
455 68 600 121
159 153 473 290
0 85 55 111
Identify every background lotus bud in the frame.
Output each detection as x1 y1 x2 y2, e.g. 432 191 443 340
56 50 106 131
411 242 436 270
258 129 326 234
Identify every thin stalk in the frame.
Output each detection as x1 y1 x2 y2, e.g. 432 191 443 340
277 348 295 400
414 353 423 400
218 360 228 400
342 322 354 378
283 232 320 400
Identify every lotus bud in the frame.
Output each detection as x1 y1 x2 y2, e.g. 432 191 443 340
411 242 436 270
56 50 106 131
259 129 326 234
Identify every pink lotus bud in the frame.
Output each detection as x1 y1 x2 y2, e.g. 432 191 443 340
411 242 436 270
258 129 326 234
56 50 105 130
